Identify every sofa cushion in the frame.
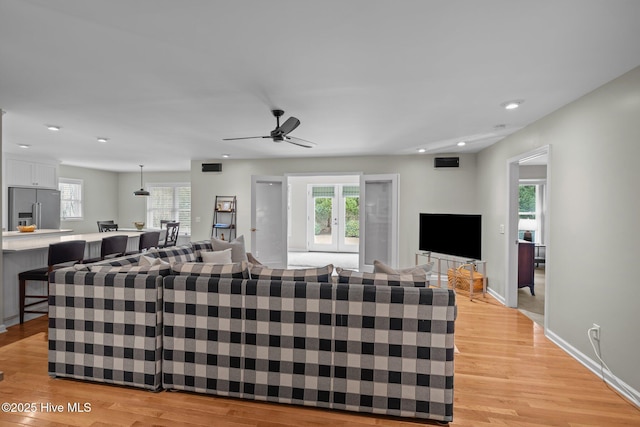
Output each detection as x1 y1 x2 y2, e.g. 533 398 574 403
211 235 248 263
88 263 172 276
336 267 428 287
190 240 213 261
373 259 434 275
250 264 333 282
200 248 233 264
171 261 250 278
93 255 142 267
146 246 196 263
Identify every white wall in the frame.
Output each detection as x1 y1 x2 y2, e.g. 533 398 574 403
117 170 191 232
477 66 640 394
58 165 119 234
57 166 191 234
190 154 478 268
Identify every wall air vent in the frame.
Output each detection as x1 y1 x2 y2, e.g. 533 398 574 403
434 157 460 168
202 163 223 172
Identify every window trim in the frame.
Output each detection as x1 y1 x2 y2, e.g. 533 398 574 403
145 182 191 235
59 177 84 221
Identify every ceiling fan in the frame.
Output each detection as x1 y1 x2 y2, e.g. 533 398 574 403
223 109 317 148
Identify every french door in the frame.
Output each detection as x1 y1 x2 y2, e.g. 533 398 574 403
252 173 398 272
307 184 359 253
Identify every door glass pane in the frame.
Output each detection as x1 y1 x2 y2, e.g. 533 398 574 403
363 181 391 265
314 197 333 245
343 195 359 246
255 180 285 266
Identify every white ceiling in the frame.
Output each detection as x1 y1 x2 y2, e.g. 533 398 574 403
1 0 639 172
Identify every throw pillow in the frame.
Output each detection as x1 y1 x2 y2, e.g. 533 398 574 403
250 264 333 283
336 267 428 287
171 261 250 278
139 255 160 266
211 235 248 263
373 259 434 275
200 248 233 264
89 264 171 276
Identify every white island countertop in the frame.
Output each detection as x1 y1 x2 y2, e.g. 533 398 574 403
2 231 145 253
2 229 74 239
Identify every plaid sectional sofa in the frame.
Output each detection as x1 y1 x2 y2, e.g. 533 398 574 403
48 246 195 391
48 241 456 422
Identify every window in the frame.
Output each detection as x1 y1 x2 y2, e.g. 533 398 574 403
518 181 546 243
146 183 191 234
59 178 83 220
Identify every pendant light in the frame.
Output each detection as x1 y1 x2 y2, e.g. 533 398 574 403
134 165 150 196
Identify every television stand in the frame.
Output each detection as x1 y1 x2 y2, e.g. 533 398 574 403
416 251 487 299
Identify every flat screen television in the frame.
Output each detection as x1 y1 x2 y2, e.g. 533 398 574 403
419 213 482 260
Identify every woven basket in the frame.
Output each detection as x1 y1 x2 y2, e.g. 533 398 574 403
447 264 484 292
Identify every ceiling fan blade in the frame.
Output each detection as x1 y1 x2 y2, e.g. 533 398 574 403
285 135 317 148
222 135 270 141
277 116 300 135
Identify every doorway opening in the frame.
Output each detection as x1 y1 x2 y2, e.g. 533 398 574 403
517 177 547 326
288 175 360 269
506 146 549 328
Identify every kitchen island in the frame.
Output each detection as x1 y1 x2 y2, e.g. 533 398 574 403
2 228 73 239
1 231 144 329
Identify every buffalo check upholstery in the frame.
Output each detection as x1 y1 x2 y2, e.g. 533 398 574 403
146 246 197 263
163 276 456 422
336 268 428 287
49 242 456 422
48 270 163 390
250 265 334 283
170 261 250 278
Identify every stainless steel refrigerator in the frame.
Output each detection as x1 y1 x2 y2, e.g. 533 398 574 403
8 187 61 230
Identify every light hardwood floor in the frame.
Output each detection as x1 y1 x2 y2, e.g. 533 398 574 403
0 294 638 426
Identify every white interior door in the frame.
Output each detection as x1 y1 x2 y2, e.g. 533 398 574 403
251 175 287 268
359 174 399 272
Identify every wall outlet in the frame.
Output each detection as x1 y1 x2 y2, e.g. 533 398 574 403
499 224 505 234
591 323 600 340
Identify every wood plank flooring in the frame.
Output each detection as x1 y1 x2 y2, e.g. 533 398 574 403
0 294 638 426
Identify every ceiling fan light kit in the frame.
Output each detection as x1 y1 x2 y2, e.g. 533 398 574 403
223 109 317 148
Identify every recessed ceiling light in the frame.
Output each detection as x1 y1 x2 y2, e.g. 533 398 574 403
222 154 230 158
46 125 61 131
417 148 426 153
97 137 109 143
17 143 31 149
501 100 524 110
457 141 466 147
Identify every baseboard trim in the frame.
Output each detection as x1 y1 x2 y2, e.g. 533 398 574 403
486 287 505 305
546 328 640 407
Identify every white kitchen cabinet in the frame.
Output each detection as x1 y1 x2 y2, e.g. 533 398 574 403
5 158 58 188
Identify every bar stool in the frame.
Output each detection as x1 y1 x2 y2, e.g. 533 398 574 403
125 231 161 255
139 231 161 252
97 220 118 232
83 235 128 263
159 222 180 248
18 240 86 324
